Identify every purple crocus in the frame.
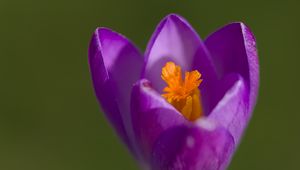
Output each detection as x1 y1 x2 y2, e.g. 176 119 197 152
88 14 259 170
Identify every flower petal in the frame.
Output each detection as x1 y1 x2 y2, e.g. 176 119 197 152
151 121 234 170
131 79 187 162
205 23 259 112
192 47 219 114
143 14 216 93
88 27 143 153
208 74 249 144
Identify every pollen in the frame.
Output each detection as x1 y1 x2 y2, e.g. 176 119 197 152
161 62 203 121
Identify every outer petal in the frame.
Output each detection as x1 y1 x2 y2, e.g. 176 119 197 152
205 23 259 112
143 14 217 94
208 74 248 145
88 28 143 153
131 79 188 163
151 121 234 170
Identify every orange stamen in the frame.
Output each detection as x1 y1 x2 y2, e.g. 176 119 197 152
161 62 203 121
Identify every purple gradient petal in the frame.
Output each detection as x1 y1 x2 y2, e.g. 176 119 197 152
151 121 234 170
143 14 216 94
192 47 219 114
208 74 248 145
88 27 143 153
205 23 259 112
131 79 188 162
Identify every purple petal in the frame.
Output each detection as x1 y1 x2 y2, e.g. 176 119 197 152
143 14 216 93
192 47 219 114
131 79 187 162
205 23 259 112
151 121 234 170
208 74 248 144
88 27 143 153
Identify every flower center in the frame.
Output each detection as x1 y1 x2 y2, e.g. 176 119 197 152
161 62 203 121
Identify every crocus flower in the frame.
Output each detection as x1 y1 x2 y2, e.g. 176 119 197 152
88 14 259 170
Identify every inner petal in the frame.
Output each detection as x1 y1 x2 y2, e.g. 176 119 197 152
143 14 204 93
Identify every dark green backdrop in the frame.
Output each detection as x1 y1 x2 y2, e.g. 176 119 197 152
1 0 299 169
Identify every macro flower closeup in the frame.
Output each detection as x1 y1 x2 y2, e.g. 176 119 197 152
88 13 259 170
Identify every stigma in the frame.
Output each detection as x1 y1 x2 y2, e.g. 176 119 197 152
161 62 203 121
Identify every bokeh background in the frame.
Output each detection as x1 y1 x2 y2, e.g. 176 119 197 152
1 0 299 169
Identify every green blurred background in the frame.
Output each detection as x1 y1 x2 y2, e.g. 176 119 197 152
1 0 299 169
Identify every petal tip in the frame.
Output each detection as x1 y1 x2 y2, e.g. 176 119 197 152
209 22 257 43
94 27 112 33
93 27 140 50
162 13 193 30
94 27 127 43
164 13 185 21
92 27 118 43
